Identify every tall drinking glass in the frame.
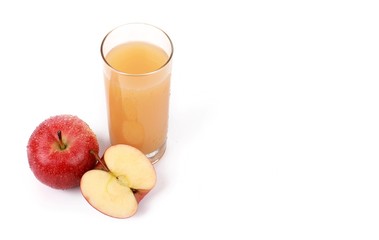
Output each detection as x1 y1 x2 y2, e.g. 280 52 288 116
101 23 173 164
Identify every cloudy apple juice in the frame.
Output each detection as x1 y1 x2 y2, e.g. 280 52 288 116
103 40 172 163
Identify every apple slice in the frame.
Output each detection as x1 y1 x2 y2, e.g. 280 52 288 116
80 144 157 218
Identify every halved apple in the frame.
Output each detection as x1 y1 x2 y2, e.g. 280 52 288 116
80 144 156 218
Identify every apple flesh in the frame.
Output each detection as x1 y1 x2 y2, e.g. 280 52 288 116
80 144 156 218
27 114 99 190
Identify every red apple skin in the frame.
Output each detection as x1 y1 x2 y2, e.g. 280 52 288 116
27 115 99 190
133 189 151 203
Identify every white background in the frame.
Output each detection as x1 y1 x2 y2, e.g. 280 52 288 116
1 0 378 239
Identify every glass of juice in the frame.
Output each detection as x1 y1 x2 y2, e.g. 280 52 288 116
100 23 173 164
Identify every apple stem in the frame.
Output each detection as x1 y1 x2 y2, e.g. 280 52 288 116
57 131 67 150
90 150 110 172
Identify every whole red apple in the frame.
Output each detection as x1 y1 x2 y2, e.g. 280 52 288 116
27 114 99 190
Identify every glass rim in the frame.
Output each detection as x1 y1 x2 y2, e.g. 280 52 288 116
100 22 174 77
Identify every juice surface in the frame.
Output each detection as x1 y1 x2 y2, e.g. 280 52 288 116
106 41 168 74
104 41 171 154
